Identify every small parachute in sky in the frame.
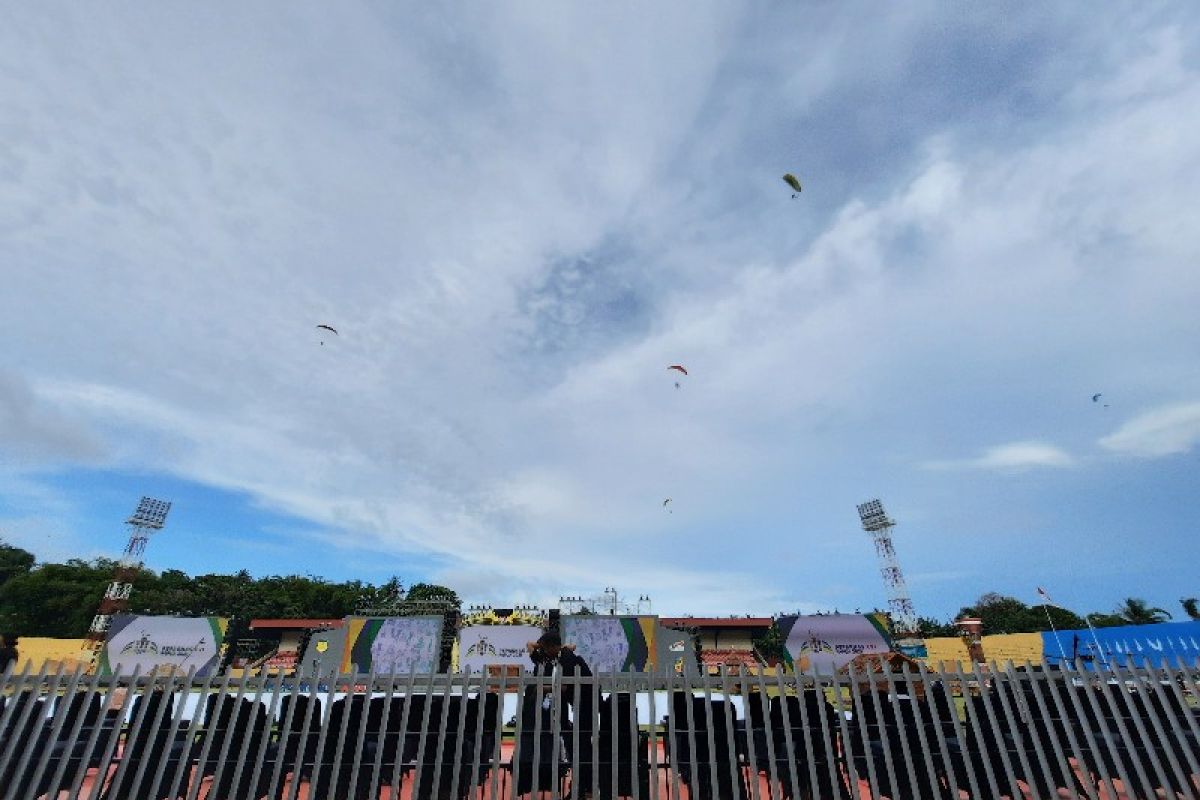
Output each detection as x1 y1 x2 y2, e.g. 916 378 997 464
316 324 338 346
782 173 802 198
663 498 673 514
1092 393 1102 403
668 364 687 389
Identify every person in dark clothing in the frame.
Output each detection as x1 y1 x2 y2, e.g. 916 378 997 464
0 633 19 674
517 631 593 797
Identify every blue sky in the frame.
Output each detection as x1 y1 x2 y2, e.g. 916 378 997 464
2 4 1198 620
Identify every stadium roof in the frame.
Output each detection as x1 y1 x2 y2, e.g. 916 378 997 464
249 618 344 630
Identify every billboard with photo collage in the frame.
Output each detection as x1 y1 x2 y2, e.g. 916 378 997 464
560 615 659 673
339 615 444 674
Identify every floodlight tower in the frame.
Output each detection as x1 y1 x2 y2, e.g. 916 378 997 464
857 499 922 644
84 497 172 668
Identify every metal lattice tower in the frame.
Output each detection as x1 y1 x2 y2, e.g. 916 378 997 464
84 497 171 668
857 498 920 638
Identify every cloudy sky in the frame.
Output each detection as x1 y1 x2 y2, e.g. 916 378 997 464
2 4 1198 621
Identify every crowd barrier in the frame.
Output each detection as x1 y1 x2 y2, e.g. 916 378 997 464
1 659 1198 799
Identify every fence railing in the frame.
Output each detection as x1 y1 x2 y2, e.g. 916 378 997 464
1 659 1197 799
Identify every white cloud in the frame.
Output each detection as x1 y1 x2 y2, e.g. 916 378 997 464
1 6 1199 614
923 441 1075 472
1099 402 1200 458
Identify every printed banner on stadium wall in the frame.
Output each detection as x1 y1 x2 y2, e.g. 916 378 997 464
776 613 893 673
301 627 347 677
656 627 698 675
1042 620 1200 669
340 616 443 674
458 625 542 673
561 615 658 673
102 614 228 677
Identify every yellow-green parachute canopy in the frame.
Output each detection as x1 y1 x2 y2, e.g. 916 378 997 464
782 173 802 193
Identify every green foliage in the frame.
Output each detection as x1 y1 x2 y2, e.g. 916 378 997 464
1180 597 1198 621
1116 597 1171 625
957 593 1085 635
0 558 394 638
917 616 959 638
0 542 36 587
0 558 115 637
753 622 787 661
405 583 460 607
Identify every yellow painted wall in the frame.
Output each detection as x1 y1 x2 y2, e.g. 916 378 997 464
13 638 89 672
922 632 1044 668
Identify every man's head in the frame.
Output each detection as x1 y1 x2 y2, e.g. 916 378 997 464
536 631 562 658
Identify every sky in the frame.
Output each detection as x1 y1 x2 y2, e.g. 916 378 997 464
1 4 1198 621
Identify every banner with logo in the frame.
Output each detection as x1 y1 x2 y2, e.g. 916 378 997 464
656 627 698 675
457 625 541 673
340 616 443 674
776 613 893 673
300 627 347 677
561 615 658 673
102 614 228 676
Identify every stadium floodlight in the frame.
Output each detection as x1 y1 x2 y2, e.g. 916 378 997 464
127 496 172 529
857 498 921 640
856 499 892 532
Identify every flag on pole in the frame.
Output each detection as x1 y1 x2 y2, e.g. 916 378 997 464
1036 587 1059 607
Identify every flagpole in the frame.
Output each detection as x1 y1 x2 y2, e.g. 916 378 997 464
1083 613 1109 667
1036 587 1070 667
1041 603 1070 666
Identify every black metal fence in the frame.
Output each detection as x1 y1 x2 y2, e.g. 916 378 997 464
1 659 1197 799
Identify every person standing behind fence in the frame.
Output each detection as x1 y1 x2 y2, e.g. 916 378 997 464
517 631 593 797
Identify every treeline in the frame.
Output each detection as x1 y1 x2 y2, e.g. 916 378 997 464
0 542 455 639
918 592 1199 638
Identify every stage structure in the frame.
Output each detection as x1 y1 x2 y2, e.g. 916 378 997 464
559 587 651 616
857 498 926 657
84 497 172 670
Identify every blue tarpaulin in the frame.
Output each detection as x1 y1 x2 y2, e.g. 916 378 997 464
1042 620 1200 668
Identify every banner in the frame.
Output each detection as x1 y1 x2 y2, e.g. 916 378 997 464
776 613 892 673
1042 620 1200 669
560 615 658 673
300 627 347 677
102 614 227 676
457 625 542 673
656 627 698 675
340 616 443 674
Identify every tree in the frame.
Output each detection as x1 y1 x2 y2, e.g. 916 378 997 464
917 616 959 638
0 541 36 587
0 558 116 637
957 592 1085 635
1116 597 1171 625
753 622 787 662
1181 597 1199 621
405 583 460 607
